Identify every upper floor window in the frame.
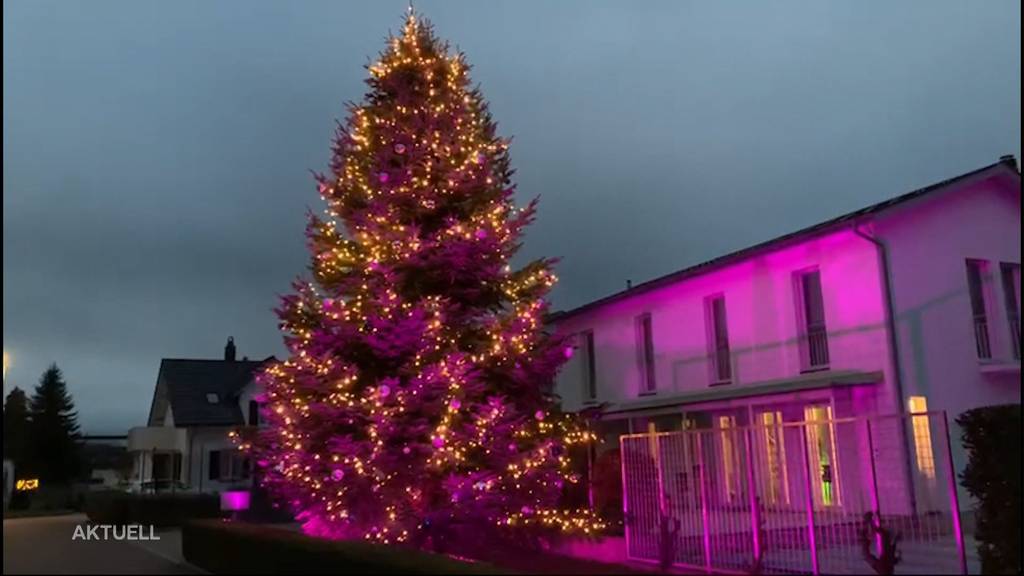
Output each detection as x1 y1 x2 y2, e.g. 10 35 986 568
578 330 597 401
795 269 830 370
636 313 656 394
209 450 250 482
966 259 992 360
706 295 731 383
1001 263 1021 360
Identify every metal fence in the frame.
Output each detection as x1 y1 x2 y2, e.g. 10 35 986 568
620 411 968 574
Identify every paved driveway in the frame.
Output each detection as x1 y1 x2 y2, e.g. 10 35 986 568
3 514 199 575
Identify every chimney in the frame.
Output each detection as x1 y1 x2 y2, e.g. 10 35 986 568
999 154 1018 171
224 337 237 362
626 279 633 290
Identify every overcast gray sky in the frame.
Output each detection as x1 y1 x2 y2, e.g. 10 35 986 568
3 1 1020 433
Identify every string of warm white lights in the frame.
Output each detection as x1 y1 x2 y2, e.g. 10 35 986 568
240 10 602 546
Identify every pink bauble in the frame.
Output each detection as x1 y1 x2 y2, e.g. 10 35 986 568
378 385 391 398
402 446 411 455
563 346 574 359
332 469 345 481
432 436 445 448
394 143 406 154
534 410 545 421
378 172 390 183
449 399 462 410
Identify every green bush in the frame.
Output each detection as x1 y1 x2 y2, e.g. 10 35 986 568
182 519 513 575
957 404 1021 575
83 491 221 527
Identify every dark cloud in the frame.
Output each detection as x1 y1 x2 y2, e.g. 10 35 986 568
4 0 1020 433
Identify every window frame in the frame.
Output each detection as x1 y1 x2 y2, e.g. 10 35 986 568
705 294 732 385
1000 262 1021 360
579 330 598 402
635 313 656 394
793 268 830 372
966 259 993 360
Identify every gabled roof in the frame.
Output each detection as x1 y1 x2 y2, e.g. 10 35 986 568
153 357 272 427
551 156 1020 323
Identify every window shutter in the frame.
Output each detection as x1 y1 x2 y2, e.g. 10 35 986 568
249 400 260 427
209 450 221 480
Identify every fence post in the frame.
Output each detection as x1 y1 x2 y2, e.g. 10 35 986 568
696 433 713 573
743 427 761 563
800 426 820 575
865 419 882 556
619 435 632 561
940 412 968 575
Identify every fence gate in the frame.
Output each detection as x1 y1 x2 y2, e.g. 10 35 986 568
620 412 969 574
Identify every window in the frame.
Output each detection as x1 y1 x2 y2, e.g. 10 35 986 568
796 269 830 370
248 400 260 427
208 450 220 480
579 331 597 401
209 450 250 481
1001 263 1021 360
908 396 935 480
718 415 742 503
636 313 656 393
804 405 841 507
706 295 731 383
966 260 992 359
759 411 790 505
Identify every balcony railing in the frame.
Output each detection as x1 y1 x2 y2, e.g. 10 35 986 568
974 315 992 360
806 323 830 369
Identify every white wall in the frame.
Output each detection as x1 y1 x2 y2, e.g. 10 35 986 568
185 427 252 494
554 227 895 414
875 169 1021 506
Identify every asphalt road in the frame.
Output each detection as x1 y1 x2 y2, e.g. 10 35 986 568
3 514 199 575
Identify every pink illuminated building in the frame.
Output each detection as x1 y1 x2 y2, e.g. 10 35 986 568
552 156 1020 516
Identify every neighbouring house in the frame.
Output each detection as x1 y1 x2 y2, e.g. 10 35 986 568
128 338 273 494
552 156 1020 517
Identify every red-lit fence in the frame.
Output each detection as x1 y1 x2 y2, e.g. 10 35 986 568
620 412 969 574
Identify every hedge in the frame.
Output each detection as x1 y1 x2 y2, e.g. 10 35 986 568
182 520 514 575
83 491 221 528
957 404 1021 575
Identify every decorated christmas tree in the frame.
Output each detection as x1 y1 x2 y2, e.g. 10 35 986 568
246 10 601 548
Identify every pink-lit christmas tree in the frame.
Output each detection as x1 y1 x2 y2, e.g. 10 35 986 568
245 11 601 548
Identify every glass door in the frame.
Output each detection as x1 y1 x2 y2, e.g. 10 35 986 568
803 405 841 507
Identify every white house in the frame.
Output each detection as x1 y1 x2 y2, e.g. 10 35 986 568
128 338 272 494
552 156 1020 515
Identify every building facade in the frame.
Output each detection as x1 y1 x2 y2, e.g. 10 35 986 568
552 157 1020 512
128 338 271 494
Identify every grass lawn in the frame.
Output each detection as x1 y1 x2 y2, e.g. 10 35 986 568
466 546 651 574
183 520 659 575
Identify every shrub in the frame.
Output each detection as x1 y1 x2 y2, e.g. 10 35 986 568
83 491 221 527
591 449 623 533
182 519 513 575
957 404 1021 575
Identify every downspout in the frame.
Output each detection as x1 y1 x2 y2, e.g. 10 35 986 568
188 430 196 491
853 222 918 513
